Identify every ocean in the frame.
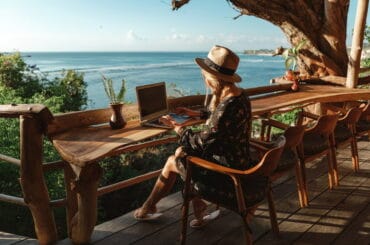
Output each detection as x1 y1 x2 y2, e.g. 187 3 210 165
23 52 285 109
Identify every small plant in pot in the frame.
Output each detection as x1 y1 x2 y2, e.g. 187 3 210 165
102 74 127 129
281 39 306 91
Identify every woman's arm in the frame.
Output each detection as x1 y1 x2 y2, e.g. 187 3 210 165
176 107 210 119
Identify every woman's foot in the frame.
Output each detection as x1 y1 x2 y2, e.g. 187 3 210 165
193 199 208 221
134 205 162 220
190 200 220 229
190 208 221 229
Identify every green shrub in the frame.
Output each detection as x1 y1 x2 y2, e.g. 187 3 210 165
0 52 88 238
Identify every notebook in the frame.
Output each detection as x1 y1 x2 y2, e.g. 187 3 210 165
136 82 191 129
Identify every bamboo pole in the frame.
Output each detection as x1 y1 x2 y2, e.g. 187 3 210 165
19 115 57 245
346 0 369 88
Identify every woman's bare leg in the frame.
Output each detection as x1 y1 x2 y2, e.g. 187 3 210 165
135 150 181 218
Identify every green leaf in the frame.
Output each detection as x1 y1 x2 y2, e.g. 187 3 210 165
296 39 307 51
116 79 126 102
285 57 295 70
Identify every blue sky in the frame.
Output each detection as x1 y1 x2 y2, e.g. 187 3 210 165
0 0 368 52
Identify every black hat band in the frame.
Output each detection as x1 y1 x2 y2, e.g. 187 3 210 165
204 58 235 76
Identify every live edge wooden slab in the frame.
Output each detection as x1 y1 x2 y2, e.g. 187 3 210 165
51 120 168 167
251 84 370 117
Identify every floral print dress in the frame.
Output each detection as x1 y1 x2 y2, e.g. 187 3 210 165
178 92 266 208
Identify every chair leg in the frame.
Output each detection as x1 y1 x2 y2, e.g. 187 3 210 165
331 151 339 187
351 137 359 172
180 200 190 245
295 160 308 207
242 216 253 245
180 162 193 245
327 152 335 189
267 183 280 237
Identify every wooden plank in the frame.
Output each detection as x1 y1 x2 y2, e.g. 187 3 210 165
254 148 357 243
12 239 38 245
295 175 370 243
334 202 370 244
50 120 168 167
93 192 183 244
0 231 28 245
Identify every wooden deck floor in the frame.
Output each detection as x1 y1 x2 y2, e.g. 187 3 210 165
2 139 370 245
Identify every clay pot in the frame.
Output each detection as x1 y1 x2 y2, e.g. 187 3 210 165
109 103 126 129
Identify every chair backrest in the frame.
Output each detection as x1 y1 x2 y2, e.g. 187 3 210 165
340 107 362 125
253 136 286 177
283 125 305 149
360 102 370 121
305 114 339 138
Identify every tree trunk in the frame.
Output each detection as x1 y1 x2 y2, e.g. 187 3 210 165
173 0 351 77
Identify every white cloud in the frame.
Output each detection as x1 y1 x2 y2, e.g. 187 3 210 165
170 33 188 40
126 30 145 41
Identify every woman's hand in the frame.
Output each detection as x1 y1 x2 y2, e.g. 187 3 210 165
173 125 184 135
159 115 184 135
175 107 200 117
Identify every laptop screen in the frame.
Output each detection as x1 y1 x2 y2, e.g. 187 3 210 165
136 82 168 121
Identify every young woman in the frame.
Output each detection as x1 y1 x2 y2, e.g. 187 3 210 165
134 45 253 227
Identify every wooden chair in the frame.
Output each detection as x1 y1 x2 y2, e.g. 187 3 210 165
297 112 339 192
255 119 307 207
356 102 370 140
180 136 286 245
323 104 362 172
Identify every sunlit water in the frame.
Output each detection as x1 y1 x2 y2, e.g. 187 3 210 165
24 52 285 109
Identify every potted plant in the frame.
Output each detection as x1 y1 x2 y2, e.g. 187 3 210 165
102 74 127 129
281 39 307 91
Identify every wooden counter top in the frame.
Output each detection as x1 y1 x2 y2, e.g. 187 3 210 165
51 120 168 167
251 84 370 116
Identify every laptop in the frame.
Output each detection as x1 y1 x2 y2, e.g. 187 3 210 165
136 82 191 129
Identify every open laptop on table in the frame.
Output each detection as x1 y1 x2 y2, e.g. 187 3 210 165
136 82 192 129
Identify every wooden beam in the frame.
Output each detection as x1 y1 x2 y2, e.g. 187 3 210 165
346 0 369 88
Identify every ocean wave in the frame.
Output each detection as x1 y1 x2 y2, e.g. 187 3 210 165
240 59 264 63
41 61 195 74
240 58 283 63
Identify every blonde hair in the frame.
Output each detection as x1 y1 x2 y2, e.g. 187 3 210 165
203 71 234 112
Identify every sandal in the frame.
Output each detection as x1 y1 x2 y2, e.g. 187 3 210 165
189 209 220 229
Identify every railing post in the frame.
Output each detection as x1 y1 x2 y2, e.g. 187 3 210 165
19 114 57 245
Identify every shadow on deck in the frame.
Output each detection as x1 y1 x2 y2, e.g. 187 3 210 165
2 139 370 245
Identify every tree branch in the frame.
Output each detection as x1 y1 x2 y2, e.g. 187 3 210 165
172 0 191 10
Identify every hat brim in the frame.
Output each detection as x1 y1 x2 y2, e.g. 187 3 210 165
195 58 242 83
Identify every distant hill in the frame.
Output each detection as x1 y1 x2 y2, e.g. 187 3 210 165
243 49 274 55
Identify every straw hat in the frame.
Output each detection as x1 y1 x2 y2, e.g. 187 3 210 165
195 45 242 83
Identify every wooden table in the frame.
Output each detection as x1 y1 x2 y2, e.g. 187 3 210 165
50 84 370 244
251 84 370 116
50 120 175 244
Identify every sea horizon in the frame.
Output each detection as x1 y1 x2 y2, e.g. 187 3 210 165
22 51 286 109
